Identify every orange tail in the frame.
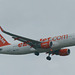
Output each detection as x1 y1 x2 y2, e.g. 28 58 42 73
0 34 10 47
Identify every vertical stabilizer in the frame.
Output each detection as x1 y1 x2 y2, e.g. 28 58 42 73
0 34 10 47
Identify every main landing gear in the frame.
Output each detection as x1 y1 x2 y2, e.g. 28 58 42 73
34 52 52 61
34 52 39 56
46 53 51 61
46 56 51 61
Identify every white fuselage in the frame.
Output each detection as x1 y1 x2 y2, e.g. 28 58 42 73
0 34 75 55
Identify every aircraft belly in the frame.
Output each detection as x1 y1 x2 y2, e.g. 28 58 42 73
1 45 36 55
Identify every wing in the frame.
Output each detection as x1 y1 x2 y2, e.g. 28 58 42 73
0 26 41 49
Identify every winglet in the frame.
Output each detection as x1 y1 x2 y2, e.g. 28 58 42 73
0 26 4 32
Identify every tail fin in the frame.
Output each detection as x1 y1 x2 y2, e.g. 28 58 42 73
0 34 10 47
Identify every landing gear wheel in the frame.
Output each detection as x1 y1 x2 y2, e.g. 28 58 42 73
34 52 39 56
46 56 51 61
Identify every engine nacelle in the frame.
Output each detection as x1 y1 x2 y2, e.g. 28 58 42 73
54 49 70 56
41 41 52 48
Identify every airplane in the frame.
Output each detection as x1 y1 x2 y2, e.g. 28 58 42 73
0 26 74 61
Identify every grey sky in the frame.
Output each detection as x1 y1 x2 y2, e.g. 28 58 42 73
0 0 75 75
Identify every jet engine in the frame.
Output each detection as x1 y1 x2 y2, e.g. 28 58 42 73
54 49 70 56
41 41 52 48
